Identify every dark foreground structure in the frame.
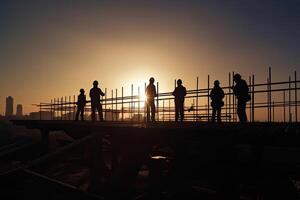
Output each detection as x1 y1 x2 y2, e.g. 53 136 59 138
1 120 300 200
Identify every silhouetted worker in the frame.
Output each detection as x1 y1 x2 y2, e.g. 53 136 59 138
210 80 224 123
145 77 157 122
172 79 187 122
232 74 250 123
75 89 86 121
90 80 105 121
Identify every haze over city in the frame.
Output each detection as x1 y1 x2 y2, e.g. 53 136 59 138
0 0 299 115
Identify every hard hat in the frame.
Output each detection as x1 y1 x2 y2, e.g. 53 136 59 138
93 80 98 85
177 79 182 85
233 74 241 80
149 77 155 83
214 80 220 85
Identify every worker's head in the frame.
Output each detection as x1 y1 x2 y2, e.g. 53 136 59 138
214 80 220 86
233 74 241 82
149 77 155 84
80 88 85 93
93 80 98 86
177 79 182 86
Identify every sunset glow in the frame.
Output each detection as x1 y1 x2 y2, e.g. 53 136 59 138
0 1 299 119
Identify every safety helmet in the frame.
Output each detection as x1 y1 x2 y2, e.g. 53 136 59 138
149 77 155 83
214 80 220 86
177 79 182 85
93 80 98 86
233 74 241 81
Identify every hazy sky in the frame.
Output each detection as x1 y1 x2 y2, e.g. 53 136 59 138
0 0 299 114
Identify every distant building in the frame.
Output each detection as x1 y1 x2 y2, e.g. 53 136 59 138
16 104 23 117
5 96 13 117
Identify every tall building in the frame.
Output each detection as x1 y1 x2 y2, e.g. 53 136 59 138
16 104 23 117
5 96 13 116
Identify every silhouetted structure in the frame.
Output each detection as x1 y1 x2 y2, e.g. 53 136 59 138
90 81 105 121
75 89 86 121
16 104 23 117
232 74 250 123
145 77 157 122
172 79 187 122
210 80 224 123
5 96 13 117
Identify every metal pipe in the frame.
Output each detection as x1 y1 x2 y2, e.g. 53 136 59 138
122 87 124 121
169 99 171 121
267 78 270 122
73 95 75 120
283 90 286 122
111 89 113 121
138 86 140 122
289 76 291 122
196 77 199 121
65 96 67 120
252 75 255 122
131 84 133 121
157 82 159 121
295 71 298 123
229 72 231 122
232 72 235 122
269 67 272 122
207 74 210 122
68 96 71 120
249 76 252 122
116 88 118 121
50 99 53 120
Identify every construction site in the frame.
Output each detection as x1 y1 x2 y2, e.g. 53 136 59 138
1 68 300 200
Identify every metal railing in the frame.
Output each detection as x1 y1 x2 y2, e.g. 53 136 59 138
37 68 299 123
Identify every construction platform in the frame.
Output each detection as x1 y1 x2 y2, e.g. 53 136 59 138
1 120 300 199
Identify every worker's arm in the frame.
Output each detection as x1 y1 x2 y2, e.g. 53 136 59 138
100 89 105 96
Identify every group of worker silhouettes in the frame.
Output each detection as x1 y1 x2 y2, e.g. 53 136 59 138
75 73 250 123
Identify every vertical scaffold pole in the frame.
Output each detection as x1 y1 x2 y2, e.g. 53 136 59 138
207 75 210 122
196 77 199 121
111 90 114 121
131 84 133 121
50 99 53 120
105 88 107 121
116 88 118 121
138 86 140 122
295 71 298 123
249 76 252 122
73 95 76 120
229 73 231 122
284 90 286 123
157 82 159 122
252 75 255 122
122 87 124 121
269 67 272 122
289 76 292 122
232 72 235 122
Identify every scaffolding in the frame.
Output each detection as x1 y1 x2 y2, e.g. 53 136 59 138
37 68 300 123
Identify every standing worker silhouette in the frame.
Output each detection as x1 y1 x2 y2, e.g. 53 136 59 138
75 89 86 121
232 74 250 123
90 80 105 121
210 80 225 123
145 77 157 122
172 79 187 122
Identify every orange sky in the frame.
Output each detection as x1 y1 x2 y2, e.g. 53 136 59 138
0 1 299 117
